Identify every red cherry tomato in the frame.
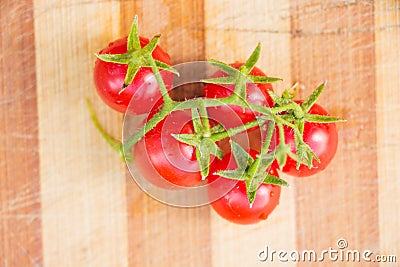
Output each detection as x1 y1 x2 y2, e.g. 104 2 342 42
280 101 338 177
207 150 281 225
203 62 274 130
133 109 203 188
94 36 173 114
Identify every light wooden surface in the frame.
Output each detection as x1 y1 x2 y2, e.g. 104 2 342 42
1 0 399 266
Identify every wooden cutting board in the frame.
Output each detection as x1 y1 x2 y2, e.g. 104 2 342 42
1 0 399 266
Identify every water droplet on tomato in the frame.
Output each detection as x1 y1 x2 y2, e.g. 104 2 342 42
270 192 274 197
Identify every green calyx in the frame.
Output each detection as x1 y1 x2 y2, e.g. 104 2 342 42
95 15 177 93
171 107 224 180
201 43 282 101
216 141 288 206
171 105 268 180
264 82 345 170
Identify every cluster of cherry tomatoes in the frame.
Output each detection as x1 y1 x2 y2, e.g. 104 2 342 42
92 17 340 225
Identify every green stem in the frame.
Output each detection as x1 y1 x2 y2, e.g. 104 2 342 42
210 119 262 142
268 101 305 120
86 98 124 158
247 120 275 177
297 120 305 136
122 98 227 153
275 116 303 142
277 122 286 146
232 71 247 101
121 94 292 152
145 54 173 104
122 104 175 152
269 102 298 115
173 96 232 110
121 80 323 154
198 102 211 136
260 121 276 156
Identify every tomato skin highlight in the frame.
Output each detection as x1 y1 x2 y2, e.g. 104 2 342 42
203 62 274 130
207 150 281 225
280 101 338 177
94 36 173 114
133 109 203 188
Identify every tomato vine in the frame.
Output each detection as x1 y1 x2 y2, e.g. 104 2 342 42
91 16 344 209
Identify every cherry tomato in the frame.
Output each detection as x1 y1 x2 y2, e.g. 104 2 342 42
203 62 274 130
280 101 338 177
94 36 173 114
133 108 203 188
207 150 281 225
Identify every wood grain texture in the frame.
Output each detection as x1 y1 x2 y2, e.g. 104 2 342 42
120 1 212 267
204 1 296 266
375 0 400 264
33 1 128 266
290 1 379 266
0 1 43 266
0 0 399 266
